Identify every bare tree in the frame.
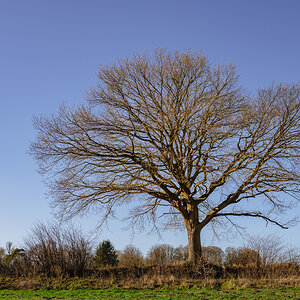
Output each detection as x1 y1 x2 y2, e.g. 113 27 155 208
202 246 224 266
246 235 284 265
30 49 300 264
283 245 300 264
119 245 144 267
146 244 176 265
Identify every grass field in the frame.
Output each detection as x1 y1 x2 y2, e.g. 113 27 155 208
0 287 299 299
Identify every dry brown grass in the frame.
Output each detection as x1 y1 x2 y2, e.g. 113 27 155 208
1 261 299 290
1 275 299 291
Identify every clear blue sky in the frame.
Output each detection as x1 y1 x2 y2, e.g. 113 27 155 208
0 0 299 254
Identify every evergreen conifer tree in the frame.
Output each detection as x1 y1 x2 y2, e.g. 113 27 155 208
95 240 118 267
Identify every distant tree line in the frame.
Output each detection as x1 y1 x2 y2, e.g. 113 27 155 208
0 223 299 278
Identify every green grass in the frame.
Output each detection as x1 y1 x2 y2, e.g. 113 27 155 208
0 287 299 299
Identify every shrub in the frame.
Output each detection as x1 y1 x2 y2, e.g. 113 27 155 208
25 223 93 277
224 247 260 267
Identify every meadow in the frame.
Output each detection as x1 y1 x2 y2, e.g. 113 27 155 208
0 286 299 299
0 275 299 299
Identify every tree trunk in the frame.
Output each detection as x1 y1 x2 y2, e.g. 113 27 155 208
186 224 202 264
183 203 202 264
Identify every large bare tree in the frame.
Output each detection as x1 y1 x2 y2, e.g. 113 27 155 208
30 50 300 263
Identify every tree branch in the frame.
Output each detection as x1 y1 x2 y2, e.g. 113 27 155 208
214 212 288 229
